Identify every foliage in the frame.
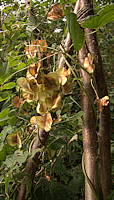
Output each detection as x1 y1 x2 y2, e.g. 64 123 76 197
81 4 114 28
0 0 114 199
66 12 85 51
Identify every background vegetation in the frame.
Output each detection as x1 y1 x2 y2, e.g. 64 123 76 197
0 0 114 199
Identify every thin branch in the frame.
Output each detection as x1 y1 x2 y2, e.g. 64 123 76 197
58 0 80 68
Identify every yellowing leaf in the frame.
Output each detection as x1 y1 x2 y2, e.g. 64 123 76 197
43 72 60 92
83 53 94 73
17 77 39 102
56 67 71 85
30 113 53 132
38 84 49 102
58 75 67 85
30 116 39 125
29 79 38 92
22 92 34 102
57 67 71 76
51 94 61 109
7 133 22 148
47 4 64 20
17 77 31 93
37 93 61 114
37 112 53 132
36 102 48 115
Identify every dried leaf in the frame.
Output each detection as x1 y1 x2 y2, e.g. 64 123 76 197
100 96 109 106
53 113 62 124
97 96 109 112
25 45 37 58
37 40 48 52
25 40 48 58
7 133 22 148
32 40 48 52
45 174 51 181
29 79 38 91
62 81 72 94
12 96 25 108
36 70 44 84
68 134 78 144
27 63 40 78
83 53 94 73
47 4 64 20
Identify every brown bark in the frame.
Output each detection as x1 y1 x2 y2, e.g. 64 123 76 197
17 129 49 200
85 27 111 199
78 47 99 200
80 0 111 198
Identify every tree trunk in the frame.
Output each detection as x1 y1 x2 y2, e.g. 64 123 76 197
79 0 111 199
78 47 99 200
85 24 111 200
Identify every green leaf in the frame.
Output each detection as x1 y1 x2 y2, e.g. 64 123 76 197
75 111 84 119
0 148 6 162
4 150 28 168
0 96 9 102
0 126 12 151
13 150 28 165
98 4 114 27
30 148 43 159
0 82 15 90
67 13 85 51
0 108 10 122
49 137 66 150
0 91 12 102
81 15 99 29
81 4 114 29
0 125 12 141
60 0 77 4
5 176 10 197
8 56 20 67
17 62 26 70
